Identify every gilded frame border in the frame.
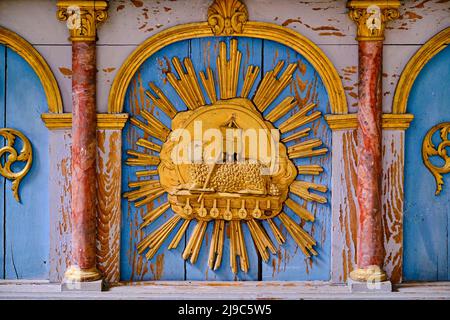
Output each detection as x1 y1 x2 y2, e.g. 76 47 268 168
108 21 347 115
393 27 450 114
0 26 63 113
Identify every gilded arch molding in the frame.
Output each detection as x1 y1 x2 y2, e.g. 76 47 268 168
393 27 450 114
108 21 347 114
0 26 63 114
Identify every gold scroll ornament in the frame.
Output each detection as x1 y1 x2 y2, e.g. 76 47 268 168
0 128 33 202
422 122 450 195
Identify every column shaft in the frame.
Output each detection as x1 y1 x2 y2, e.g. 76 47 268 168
356 41 385 271
71 41 98 273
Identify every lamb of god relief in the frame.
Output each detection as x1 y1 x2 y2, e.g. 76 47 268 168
124 39 329 274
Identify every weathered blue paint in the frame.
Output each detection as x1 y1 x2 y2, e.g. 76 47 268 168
185 37 261 281
404 45 450 281
121 37 332 281
0 44 5 279
0 47 49 279
121 40 189 281
261 39 331 281
3 48 49 279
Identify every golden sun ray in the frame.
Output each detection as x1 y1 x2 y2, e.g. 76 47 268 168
217 39 242 99
240 65 260 98
209 220 225 270
167 57 206 109
265 96 297 123
285 198 315 222
267 218 286 245
253 61 297 112
278 103 321 134
296 164 324 176
199 67 217 103
125 38 330 274
290 181 328 204
146 82 178 119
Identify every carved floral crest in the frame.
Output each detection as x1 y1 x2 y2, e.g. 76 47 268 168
208 0 248 36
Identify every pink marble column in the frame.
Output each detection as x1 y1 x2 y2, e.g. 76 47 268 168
67 41 102 281
353 40 386 280
347 1 400 283
57 0 108 284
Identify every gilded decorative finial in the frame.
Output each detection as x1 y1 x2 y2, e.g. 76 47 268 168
0 128 33 203
347 1 400 41
56 0 109 42
422 122 450 195
208 0 248 36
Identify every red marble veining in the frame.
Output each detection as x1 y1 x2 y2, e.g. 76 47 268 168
356 41 385 269
71 41 98 270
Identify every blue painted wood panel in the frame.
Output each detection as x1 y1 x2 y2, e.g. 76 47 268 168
261 40 331 281
121 40 189 281
185 37 262 280
1 48 49 279
0 44 5 279
121 37 332 281
404 45 450 281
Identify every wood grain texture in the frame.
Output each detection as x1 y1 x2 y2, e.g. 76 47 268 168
381 130 404 284
49 129 123 282
330 129 358 283
403 46 450 281
4 47 50 279
49 130 72 282
96 130 122 283
0 44 5 279
261 39 332 281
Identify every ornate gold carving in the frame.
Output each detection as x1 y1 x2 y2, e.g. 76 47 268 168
125 39 329 273
207 0 248 36
393 27 450 114
0 128 33 202
347 1 400 41
108 21 347 114
41 113 129 130
56 0 108 42
0 27 63 113
324 113 414 131
422 122 450 195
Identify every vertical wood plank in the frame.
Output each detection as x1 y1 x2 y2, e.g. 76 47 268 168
330 129 358 283
48 129 72 282
4 48 49 279
0 44 5 279
184 37 262 280
382 130 404 283
97 129 122 283
403 46 450 281
120 40 189 281
261 39 332 281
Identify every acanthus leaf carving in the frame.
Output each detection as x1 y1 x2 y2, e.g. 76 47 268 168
56 0 108 41
208 0 248 36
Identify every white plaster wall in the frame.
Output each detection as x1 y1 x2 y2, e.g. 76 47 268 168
0 0 449 113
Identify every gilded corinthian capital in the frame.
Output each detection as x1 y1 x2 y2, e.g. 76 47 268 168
347 1 400 41
57 0 108 42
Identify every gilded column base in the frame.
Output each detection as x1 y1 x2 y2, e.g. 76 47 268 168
64 265 102 282
349 265 387 282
